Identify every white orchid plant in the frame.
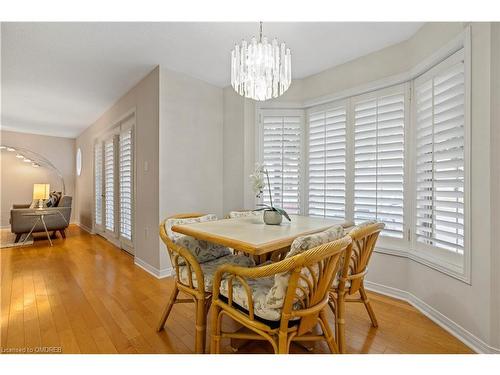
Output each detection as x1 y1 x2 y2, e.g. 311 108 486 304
249 163 291 221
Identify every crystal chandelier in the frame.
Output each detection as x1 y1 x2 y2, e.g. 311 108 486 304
231 22 292 101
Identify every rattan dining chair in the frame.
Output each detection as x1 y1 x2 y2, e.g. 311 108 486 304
157 213 254 353
210 227 352 354
328 221 385 353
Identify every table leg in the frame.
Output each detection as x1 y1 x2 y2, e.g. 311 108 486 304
22 217 40 246
40 215 53 246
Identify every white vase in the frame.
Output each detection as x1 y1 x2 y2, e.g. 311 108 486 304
263 210 282 225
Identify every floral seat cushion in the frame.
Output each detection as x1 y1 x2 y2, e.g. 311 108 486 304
220 275 280 321
218 225 345 322
179 254 255 291
165 214 231 264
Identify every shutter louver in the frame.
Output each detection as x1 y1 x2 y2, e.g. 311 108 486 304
104 138 115 232
308 106 346 219
415 58 465 254
94 144 103 226
262 114 302 214
119 129 133 241
354 92 405 238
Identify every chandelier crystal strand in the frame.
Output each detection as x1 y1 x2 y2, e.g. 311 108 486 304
231 23 291 101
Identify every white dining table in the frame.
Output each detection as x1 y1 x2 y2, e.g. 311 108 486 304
172 214 352 257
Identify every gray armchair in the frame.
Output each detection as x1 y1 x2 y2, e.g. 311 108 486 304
10 196 72 243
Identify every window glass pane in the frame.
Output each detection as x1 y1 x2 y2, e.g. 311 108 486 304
415 59 465 254
119 129 133 241
353 92 405 238
262 114 301 214
308 106 346 219
104 138 114 232
94 144 102 226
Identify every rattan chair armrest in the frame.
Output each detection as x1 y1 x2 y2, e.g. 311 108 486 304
214 256 296 284
213 236 352 297
159 221 206 294
345 269 368 281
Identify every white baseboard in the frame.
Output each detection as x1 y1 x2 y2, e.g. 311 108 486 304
364 280 500 354
134 257 172 279
74 222 94 234
72 223 172 279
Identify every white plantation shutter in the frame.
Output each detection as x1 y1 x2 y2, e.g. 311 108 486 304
308 105 346 219
94 143 103 226
104 138 115 232
415 50 465 254
353 89 405 238
256 42 470 279
261 112 302 214
119 128 133 241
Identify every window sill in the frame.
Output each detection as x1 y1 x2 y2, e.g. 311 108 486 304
374 245 470 285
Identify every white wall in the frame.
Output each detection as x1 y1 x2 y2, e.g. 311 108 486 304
222 87 244 214
0 130 76 226
222 22 498 351
75 66 160 270
490 22 500 349
159 67 224 271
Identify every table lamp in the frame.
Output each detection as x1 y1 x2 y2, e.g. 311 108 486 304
33 183 50 209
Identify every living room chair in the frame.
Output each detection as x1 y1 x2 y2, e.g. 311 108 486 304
328 221 385 353
157 213 254 354
210 226 351 354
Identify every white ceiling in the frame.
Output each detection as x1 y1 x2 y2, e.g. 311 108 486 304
1 22 423 138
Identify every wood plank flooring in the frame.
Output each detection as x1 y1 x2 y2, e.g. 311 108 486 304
0 225 473 354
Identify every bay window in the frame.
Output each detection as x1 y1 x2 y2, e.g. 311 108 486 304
257 44 469 281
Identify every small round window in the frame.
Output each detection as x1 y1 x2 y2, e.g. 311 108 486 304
76 148 82 176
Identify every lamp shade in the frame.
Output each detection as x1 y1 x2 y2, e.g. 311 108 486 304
33 184 50 200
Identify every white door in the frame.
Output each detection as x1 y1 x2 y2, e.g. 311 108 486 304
118 119 134 253
93 115 135 254
94 142 104 234
103 135 117 240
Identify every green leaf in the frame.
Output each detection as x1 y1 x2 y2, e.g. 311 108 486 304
273 207 291 221
256 203 273 210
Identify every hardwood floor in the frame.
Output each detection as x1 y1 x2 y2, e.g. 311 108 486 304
0 225 473 354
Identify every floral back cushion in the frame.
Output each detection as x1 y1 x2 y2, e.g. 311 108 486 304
335 220 379 280
164 214 231 265
228 211 262 218
265 225 345 309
